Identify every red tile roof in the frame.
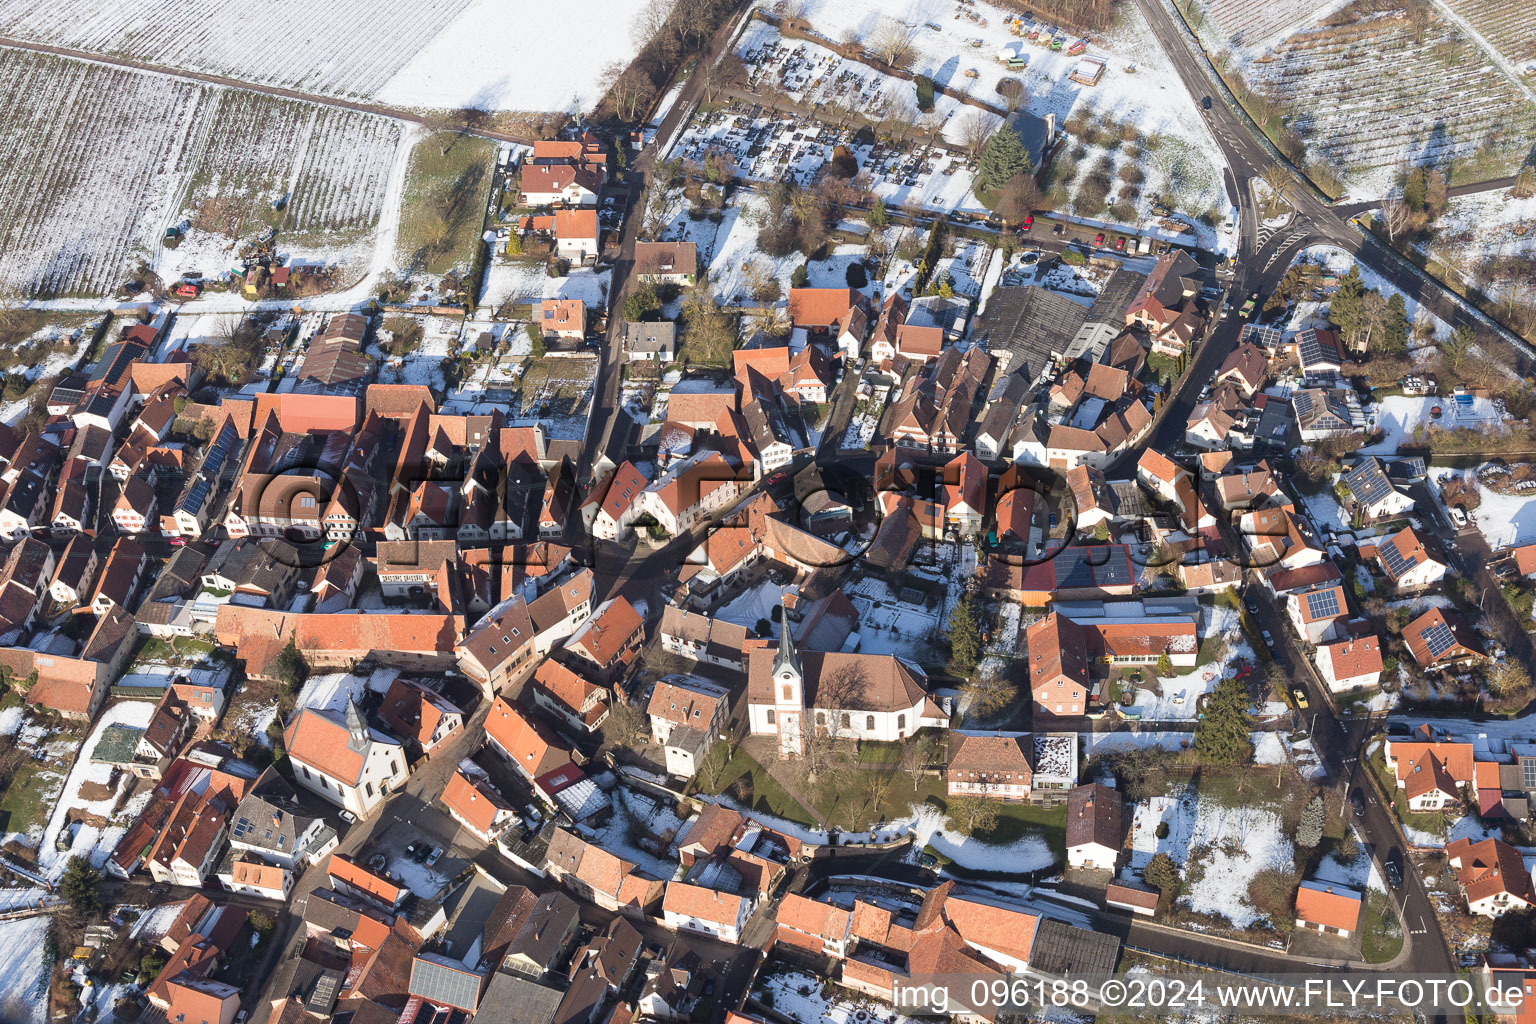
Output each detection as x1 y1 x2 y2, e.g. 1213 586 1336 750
1295 882 1362 931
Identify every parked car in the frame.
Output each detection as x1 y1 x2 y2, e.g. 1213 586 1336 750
1053 223 1064 235
1094 232 1106 247
1384 849 1404 889
1261 630 1274 647
425 847 444 867
1448 506 1467 528
1246 599 1259 614
1292 687 1309 709
1115 236 1127 251
1021 214 1033 230
1350 789 1366 818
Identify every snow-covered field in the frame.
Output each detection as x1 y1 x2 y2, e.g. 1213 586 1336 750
0 0 641 113
901 802 1056 873
0 916 50 1024
1128 789 1294 929
1416 190 1536 307
0 48 405 298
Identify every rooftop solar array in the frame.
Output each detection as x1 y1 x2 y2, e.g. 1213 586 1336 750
1292 390 1316 417
1421 619 1457 658
1345 459 1395 506
1379 536 1420 578
1297 330 1338 368
1305 588 1341 620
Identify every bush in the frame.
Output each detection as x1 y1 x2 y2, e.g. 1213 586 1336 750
790 264 809 288
1061 248 1086 267
623 282 661 322
1156 821 1170 840
845 262 868 289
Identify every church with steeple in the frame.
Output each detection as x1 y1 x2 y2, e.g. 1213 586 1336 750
282 695 409 818
745 602 949 758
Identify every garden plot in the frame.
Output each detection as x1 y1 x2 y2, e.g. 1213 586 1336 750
902 803 1055 873
1313 835 1387 892
1127 789 1294 929
37 700 159 879
1362 394 1507 454
0 48 405 299
1431 467 1536 548
501 357 598 441
929 238 993 298
373 315 461 389
1123 603 1254 722
1213 2 1536 195
845 576 943 660
754 966 926 1024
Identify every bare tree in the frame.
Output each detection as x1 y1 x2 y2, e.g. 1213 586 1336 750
961 675 1016 719
1381 196 1411 243
995 173 1044 224
947 796 1000 836
599 62 654 122
700 52 747 106
1355 289 1388 351
869 18 917 70
994 77 1026 113
1260 162 1296 216
632 0 675 47
958 110 1002 161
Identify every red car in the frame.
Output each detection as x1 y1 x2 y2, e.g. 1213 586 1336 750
1115 237 1127 251
1021 214 1033 230
1094 232 1105 247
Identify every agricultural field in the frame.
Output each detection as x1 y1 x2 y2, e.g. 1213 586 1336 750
1413 191 1536 308
0 48 404 298
1195 0 1536 194
0 0 642 113
1187 0 1344 52
1442 0 1536 67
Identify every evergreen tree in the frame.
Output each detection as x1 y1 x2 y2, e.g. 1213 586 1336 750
946 592 985 677
273 636 307 694
1156 653 1173 676
1194 675 1252 764
976 123 1033 199
868 200 889 230
1402 167 1428 212
1296 795 1326 848
1144 852 1179 894
790 264 809 288
915 75 935 113
1381 292 1409 353
60 856 102 915
1329 265 1365 338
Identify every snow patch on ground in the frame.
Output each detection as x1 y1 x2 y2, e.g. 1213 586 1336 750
900 802 1055 874
36 701 158 879
0 916 50 1024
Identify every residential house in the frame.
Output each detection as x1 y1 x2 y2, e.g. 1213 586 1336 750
528 659 610 733
1384 728 1475 812
647 676 730 778
1446 837 1536 917
591 461 648 541
376 678 465 761
633 242 698 286
630 451 744 538
565 596 645 682
88 537 146 614
946 734 1032 801
1214 342 1268 397
662 882 751 943
1360 526 1446 591
1294 881 1362 937
48 534 98 606
1065 783 1122 871
657 606 757 671
519 163 602 206
622 321 677 363
1314 635 1383 693
1342 457 1416 521
539 298 586 340
554 209 600 263
456 595 538 695
441 763 518 844
1292 387 1359 441
1286 582 1349 643
1403 607 1485 671
544 828 665 917
787 288 870 360
283 699 409 818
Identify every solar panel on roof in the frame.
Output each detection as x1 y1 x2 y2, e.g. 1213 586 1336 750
1097 548 1133 586
1056 548 1096 591
1347 460 1395 507
1293 391 1315 416
1305 588 1340 620
1378 537 1420 578
1421 620 1457 658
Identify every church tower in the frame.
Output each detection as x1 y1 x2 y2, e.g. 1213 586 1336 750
772 599 804 757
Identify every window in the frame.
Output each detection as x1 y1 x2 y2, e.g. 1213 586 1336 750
840 713 850 730
766 709 776 724
897 714 906 730
366 782 374 798
866 715 875 731
781 685 793 701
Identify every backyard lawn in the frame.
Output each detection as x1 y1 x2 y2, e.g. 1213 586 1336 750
397 131 496 277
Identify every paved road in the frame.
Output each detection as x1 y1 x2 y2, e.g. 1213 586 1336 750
1135 0 1533 374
